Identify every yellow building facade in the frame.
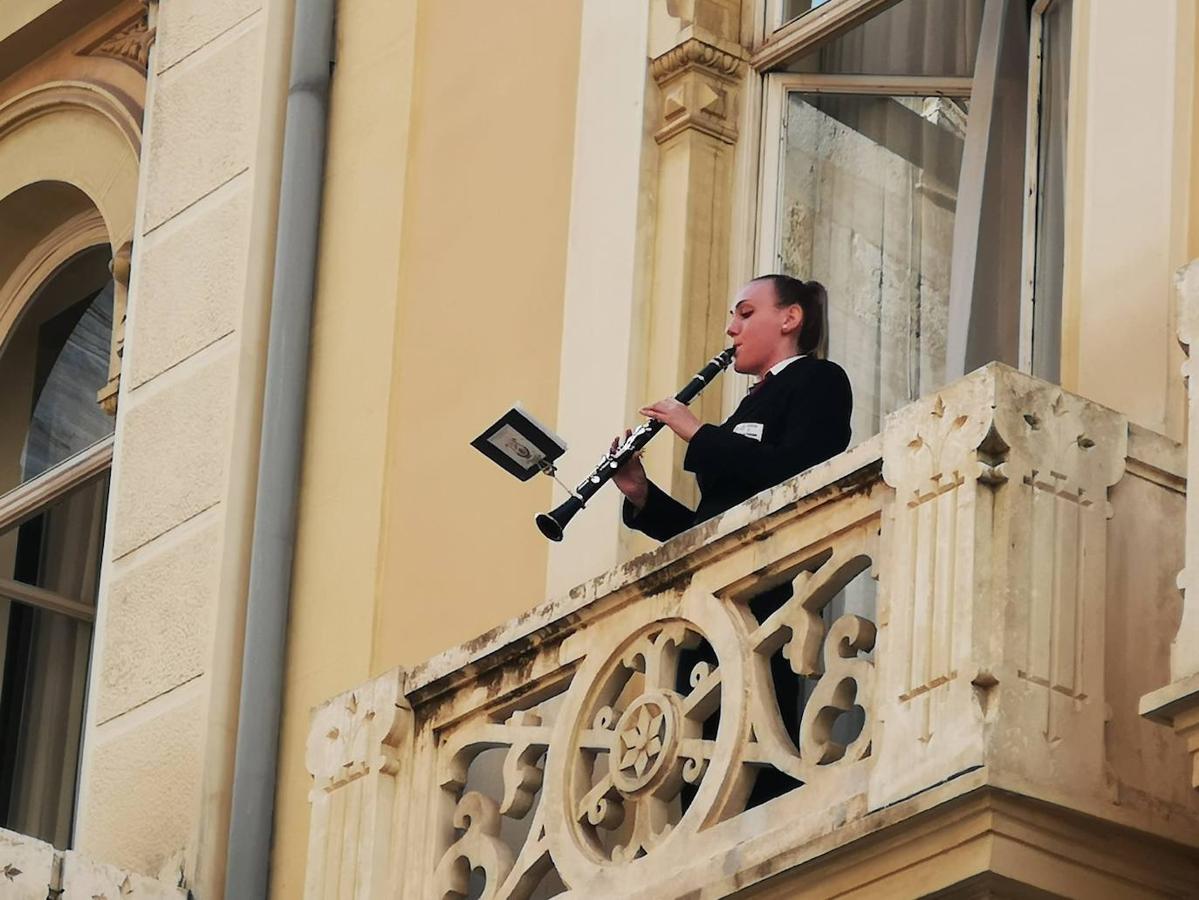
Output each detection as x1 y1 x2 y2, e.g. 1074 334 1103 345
3 0 1199 897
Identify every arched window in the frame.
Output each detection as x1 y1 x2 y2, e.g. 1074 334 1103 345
0 241 115 848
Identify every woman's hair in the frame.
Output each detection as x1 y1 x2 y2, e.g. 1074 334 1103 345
752 274 827 358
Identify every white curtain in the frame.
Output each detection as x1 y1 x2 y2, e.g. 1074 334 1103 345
2 477 104 848
1033 0 1072 382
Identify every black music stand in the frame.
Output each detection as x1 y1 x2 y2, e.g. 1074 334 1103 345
471 404 567 482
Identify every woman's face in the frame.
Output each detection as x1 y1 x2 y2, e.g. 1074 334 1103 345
726 280 801 376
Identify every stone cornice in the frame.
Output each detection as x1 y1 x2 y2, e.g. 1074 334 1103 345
651 37 745 85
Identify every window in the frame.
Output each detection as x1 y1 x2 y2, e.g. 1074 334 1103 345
0 244 114 848
759 0 1039 439
760 0 985 442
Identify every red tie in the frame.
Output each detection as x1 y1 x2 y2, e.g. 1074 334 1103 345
748 372 772 395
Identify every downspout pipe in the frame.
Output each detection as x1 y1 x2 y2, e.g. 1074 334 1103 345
225 0 334 895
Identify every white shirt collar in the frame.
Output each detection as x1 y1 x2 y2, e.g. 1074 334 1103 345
766 354 804 378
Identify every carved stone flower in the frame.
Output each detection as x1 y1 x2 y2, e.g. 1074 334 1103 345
618 705 665 778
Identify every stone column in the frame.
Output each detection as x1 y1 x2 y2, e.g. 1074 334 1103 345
640 0 748 508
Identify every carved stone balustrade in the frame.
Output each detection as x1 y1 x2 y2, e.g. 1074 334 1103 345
308 364 1199 898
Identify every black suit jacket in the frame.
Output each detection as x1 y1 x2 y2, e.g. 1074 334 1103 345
623 356 853 542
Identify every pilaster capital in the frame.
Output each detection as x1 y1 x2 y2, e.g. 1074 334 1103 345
650 35 746 84
78 1 156 72
650 35 748 145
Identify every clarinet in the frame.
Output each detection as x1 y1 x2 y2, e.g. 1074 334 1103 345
535 347 737 541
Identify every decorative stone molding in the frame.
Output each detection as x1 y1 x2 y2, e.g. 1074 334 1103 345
305 669 409 899
0 80 141 158
650 37 745 82
650 37 747 145
0 211 110 353
97 242 133 415
79 3 156 73
657 0 743 45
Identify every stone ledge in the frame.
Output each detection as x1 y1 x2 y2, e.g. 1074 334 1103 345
1141 670 1199 725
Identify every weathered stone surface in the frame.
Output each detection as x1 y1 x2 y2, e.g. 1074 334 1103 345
0 828 55 900
155 0 262 73
0 828 184 900
75 691 205 877
109 346 234 557
93 518 221 722
60 851 186 899
142 21 262 231
127 179 249 387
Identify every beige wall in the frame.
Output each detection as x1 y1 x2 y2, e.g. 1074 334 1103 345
373 0 582 666
272 1 582 893
1063 0 1193 440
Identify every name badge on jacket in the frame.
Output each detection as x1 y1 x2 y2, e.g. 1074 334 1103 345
733 422 764 441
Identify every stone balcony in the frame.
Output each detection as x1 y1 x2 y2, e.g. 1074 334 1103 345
304 364 1199 899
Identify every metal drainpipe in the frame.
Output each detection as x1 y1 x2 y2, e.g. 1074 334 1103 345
224 0 333 895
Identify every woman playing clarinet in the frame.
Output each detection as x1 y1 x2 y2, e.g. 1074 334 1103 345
613 274 853 538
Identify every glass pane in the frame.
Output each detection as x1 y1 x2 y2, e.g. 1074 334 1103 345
776 92 967 439
1032 0 1072 382
0 246 114 494
0 474 106 848
22 281 115 480
783 0 984 77
781 0 835 28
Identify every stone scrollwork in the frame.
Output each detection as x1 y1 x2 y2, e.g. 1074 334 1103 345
799 614 876 765
561 621 716 864
429 525 881 896
433 792 515 900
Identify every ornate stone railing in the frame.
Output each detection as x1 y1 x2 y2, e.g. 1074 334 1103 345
307 364 1199 898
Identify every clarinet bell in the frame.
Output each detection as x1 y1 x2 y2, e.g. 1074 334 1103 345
535 495 584 542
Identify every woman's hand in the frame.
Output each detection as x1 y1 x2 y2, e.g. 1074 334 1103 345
639 398 702 442
610 429 649 510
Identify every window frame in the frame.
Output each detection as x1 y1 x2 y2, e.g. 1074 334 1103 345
0 434 112 623
756 0 904 67
756 72 974 278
